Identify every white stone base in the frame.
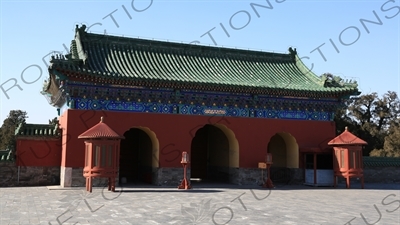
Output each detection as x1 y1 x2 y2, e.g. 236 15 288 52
60 166 119 187
60 166 72 187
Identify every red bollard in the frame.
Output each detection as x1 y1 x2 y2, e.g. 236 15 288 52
178 151 192 190
263 153 274 188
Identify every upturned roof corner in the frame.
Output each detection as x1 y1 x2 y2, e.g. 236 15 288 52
320 73 359 89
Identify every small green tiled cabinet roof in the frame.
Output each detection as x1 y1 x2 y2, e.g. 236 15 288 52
48 25 360 98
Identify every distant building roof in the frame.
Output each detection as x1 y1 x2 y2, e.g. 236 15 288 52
15 123 61 138
363 157 400 167
0 149 13 161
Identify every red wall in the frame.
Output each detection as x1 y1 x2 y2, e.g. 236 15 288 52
61 109 336 168
16 138 62 167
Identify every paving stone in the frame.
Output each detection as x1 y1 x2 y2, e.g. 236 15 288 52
0 183 399 224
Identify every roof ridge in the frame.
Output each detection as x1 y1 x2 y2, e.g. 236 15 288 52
107 33 286 54
294 54 322 84
78 28 290 58
22 123 55 126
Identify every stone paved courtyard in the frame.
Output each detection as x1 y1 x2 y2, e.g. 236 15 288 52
0 183 399 225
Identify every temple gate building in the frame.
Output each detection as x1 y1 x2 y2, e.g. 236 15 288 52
17 25 360 187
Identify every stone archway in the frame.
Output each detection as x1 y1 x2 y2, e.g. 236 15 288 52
190 124 239 183
268 132 299 168
119 127 159 184
267 132 299 183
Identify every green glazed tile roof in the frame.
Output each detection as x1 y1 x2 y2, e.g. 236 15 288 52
48 25 360 97
363 156 400 167
15 123 61 137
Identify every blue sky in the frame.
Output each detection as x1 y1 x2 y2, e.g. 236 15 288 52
0 0 399 124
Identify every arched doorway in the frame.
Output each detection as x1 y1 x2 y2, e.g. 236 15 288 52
267 132 299 183
191 124 239 184
119 127 158 184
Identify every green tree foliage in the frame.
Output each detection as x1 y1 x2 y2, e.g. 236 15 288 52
370 117 400 157
335 91 400 157
334 98 358 134
0 110 28 151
